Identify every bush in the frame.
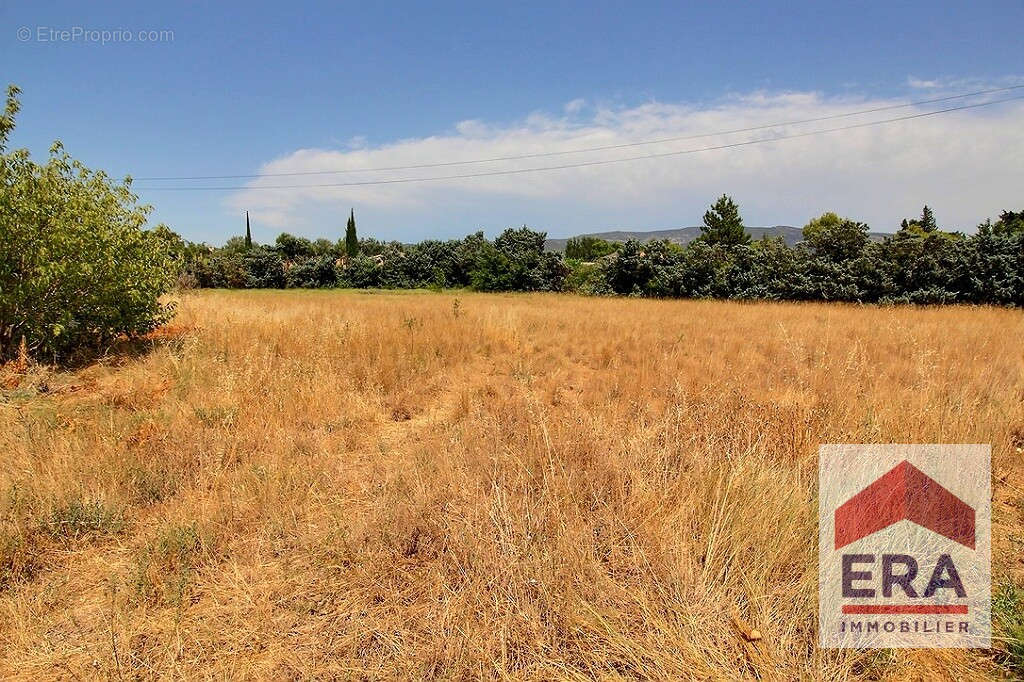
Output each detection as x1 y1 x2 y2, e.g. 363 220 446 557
0 85 176 362
994 581 1024 674
470 227 567 292
242 248 286 288
341 255 385 288
565 260 610 295
286 254 337 288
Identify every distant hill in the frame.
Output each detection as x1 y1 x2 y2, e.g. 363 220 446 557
544 225 890 252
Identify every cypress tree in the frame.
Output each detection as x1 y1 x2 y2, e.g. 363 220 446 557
345 209 358 257
245 211 252 249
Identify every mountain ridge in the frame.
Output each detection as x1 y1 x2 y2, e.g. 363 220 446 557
544 225 891 252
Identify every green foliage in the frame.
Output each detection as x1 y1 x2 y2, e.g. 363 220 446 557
565 236 618 260
700 194 750 246
357 236 387 256
993 581 1024 674
286 253 337 288
311 238 336 257
221 235 250 254
0 85 177 362
341 255 385 288
241 247 286 288
470 226 567 292
991 210 1024 236
345 209 358 257
45 498 125 542
899 205 944 236
920 205 937 232
565 260 611 294
602 239 678 294
244 211 252 249
170 192 1022 308
275 232 313 260
802 212 870 261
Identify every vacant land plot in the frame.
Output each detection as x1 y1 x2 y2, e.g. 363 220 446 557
1 290 1022 679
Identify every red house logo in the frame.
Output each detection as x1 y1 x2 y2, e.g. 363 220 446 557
834 460 975 550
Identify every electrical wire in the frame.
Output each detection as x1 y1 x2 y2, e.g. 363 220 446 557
133 85 1024 182
135 94 1024 191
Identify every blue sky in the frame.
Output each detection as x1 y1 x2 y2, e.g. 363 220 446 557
3 1 1023 244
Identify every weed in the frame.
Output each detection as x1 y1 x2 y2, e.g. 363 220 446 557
43 499 124 543
122 460 181 505
131 522 206 606
0 528 40 589
994 581 1024 674
193 405 237 428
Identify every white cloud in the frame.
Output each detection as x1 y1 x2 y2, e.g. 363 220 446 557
226 85 1024 240
564 98 586 115
907 77 942 89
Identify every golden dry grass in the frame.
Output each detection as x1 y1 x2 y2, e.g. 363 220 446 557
1 289 1022 680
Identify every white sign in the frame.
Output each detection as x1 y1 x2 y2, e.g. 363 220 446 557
819 444 990 648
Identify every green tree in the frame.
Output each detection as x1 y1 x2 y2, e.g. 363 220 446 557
900 205 938 235
245 211 252 249
274 232 313 260
992 210 1024 235
565 236 618 260
345 209 358 257
801 212 870 261
311 238 336 257
221 236 250 254
0 84 176 362
700 194 750 246
920 205 937 232
471 226 567 292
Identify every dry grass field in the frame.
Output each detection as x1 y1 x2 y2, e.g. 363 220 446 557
1 289 1022 680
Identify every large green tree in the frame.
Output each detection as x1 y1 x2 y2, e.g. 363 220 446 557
801 212 870 261
700 194 750 246
0 85 177 362
991 210 1024 235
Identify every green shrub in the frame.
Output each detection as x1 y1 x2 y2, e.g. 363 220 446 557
242 247 286 288
994 581 1024 674
565 260 609 294
131 522 207 605
44 498 125 542
285 253 337 288
0 85 176 362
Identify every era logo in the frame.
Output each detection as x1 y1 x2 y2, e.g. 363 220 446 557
842 553 965 599
819 445 990 648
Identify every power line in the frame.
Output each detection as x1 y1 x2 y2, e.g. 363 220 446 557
135 95 1024 192
134 85 1024 182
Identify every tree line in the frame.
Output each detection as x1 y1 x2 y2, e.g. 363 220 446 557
2 81 1022 364
167 196 1024 307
